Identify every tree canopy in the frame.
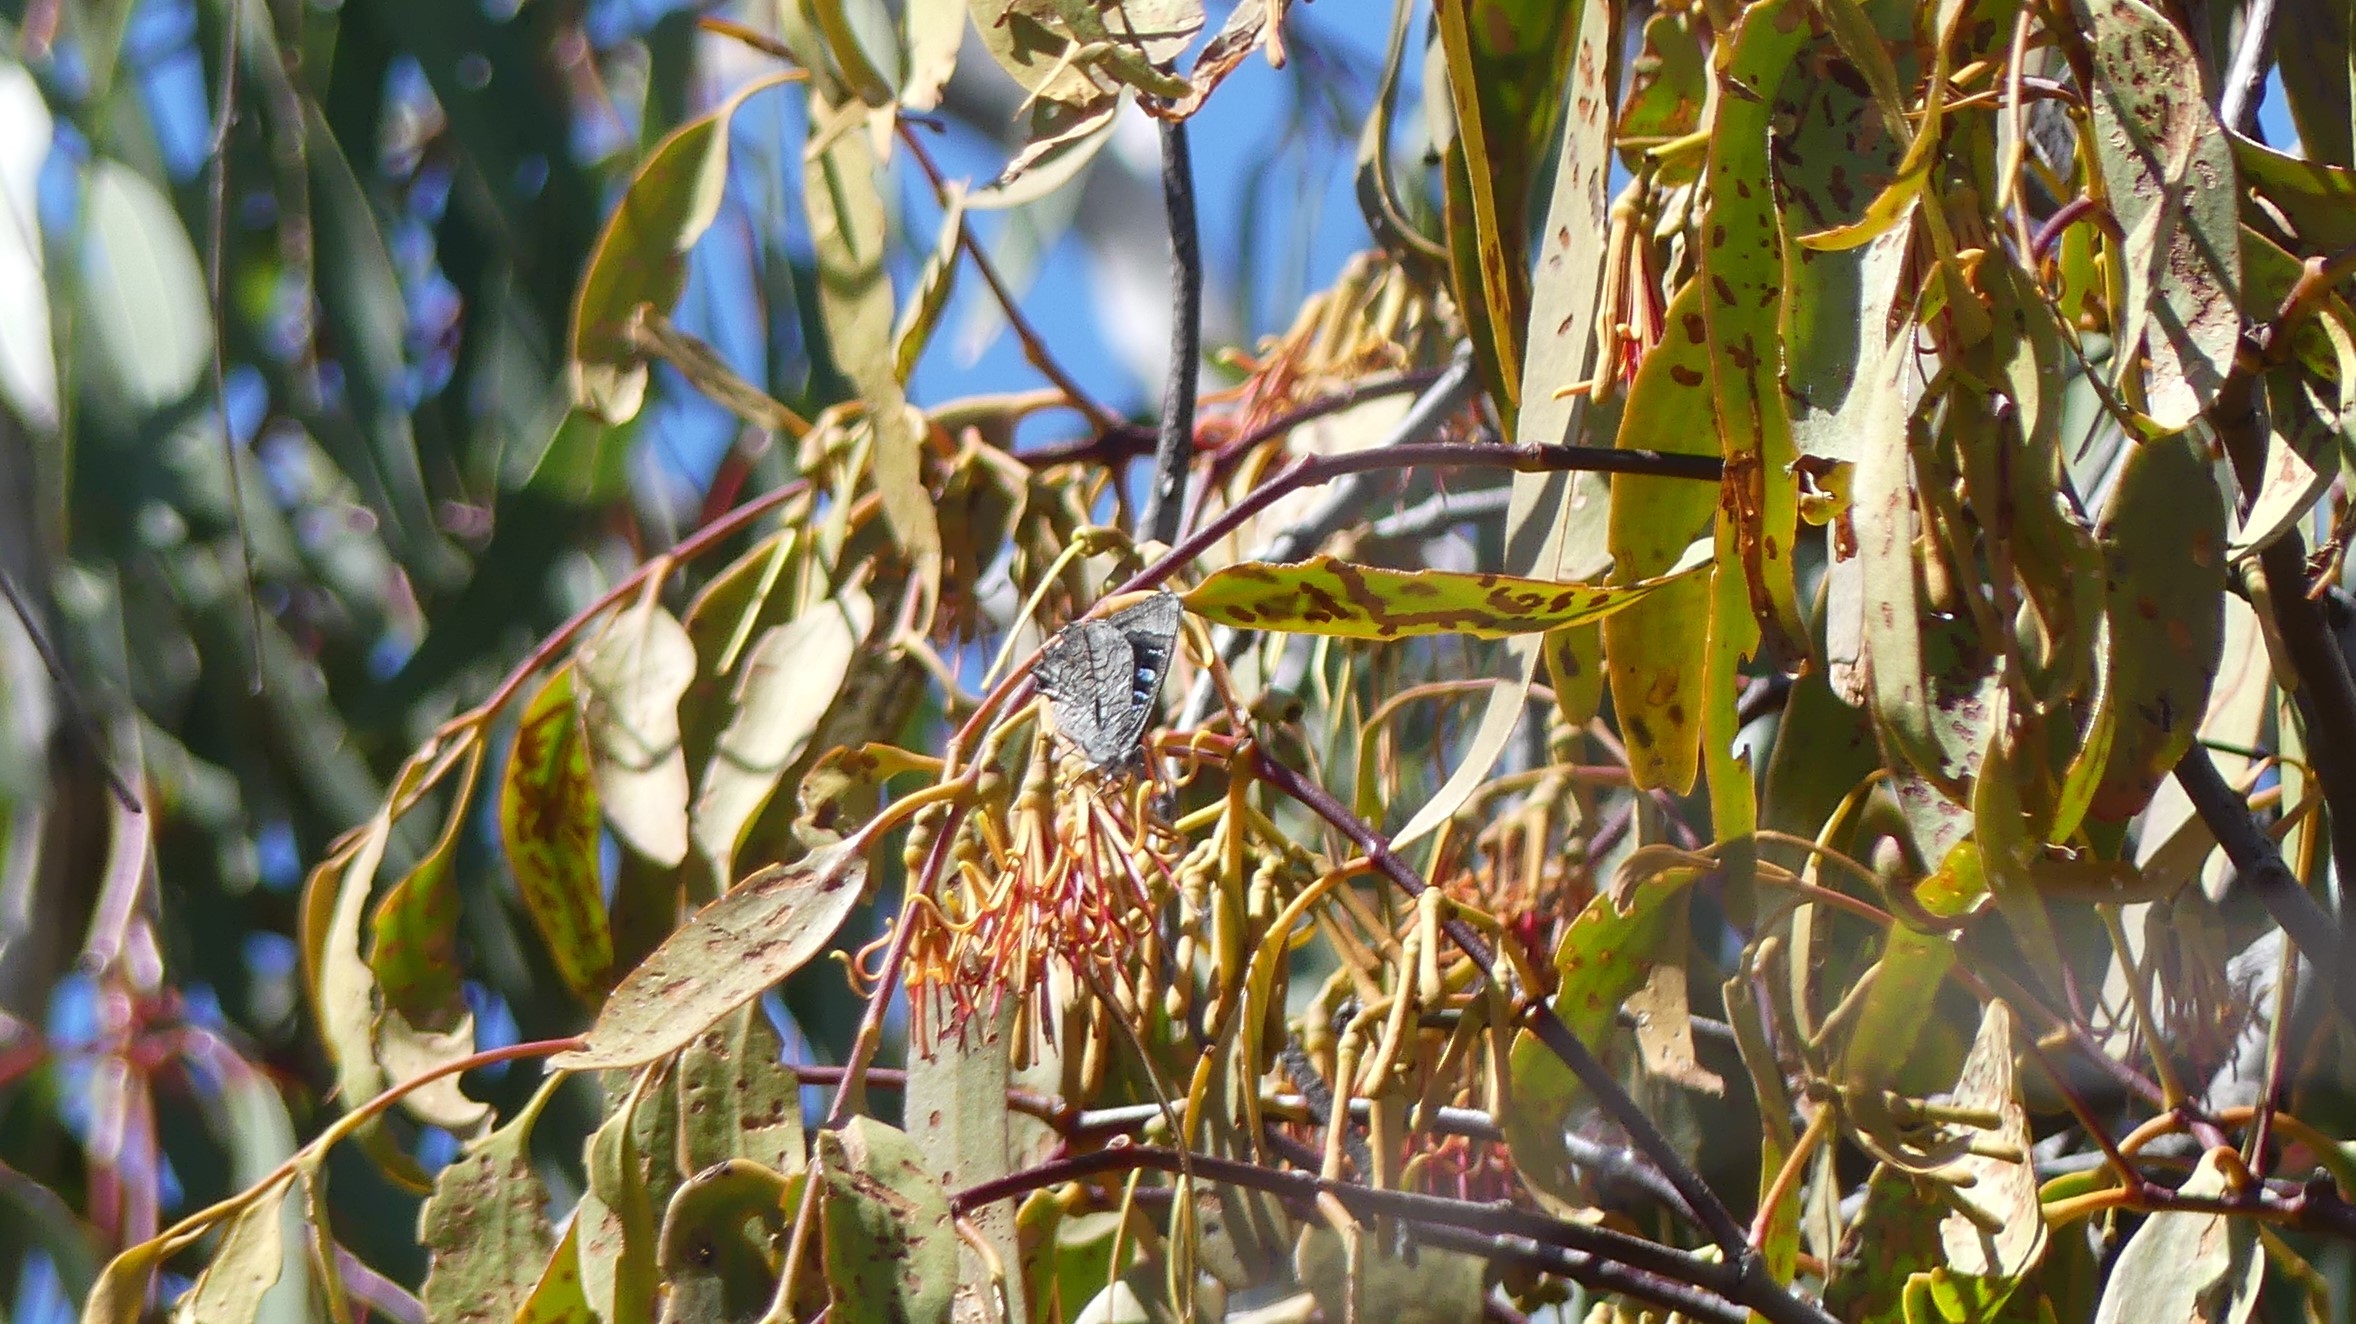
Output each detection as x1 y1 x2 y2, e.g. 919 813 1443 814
7 0 2356 1321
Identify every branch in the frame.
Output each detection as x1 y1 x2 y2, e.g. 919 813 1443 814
2175 745 2356 1026
1139 116 1201 546
1247 751 1777 1287
951 1145 1774 1324
2217 0 2279 136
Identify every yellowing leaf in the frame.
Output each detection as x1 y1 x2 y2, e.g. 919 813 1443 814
577 595 697 868
1183 542 1711 641
499 665 613 1000
807 94 942 613
553 839 870 1070
167 1178 290 1324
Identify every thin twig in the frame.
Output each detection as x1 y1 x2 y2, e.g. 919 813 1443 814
1140 117 1201 546
1249 752 1773 1283
205 0 263 692
896 123 1123 432
0 569 139 811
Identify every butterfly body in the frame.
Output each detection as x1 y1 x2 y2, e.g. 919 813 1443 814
1037 592 1184 772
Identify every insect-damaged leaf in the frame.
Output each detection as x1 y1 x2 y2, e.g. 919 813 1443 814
553 839 869 1070
819 1117 957 1324
500 664 613 1000
577 594 698 868
570 74 798 424
2072 0 2241 430
678 1003 807 1175
1183 543 1711 640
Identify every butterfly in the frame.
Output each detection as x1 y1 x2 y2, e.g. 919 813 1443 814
1037 592 1184 772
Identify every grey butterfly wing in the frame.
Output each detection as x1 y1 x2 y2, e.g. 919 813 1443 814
1041 593 1184 769
1107 592 1183 722
1041 620 1142 767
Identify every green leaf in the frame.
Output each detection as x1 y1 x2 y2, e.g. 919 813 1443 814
499 664 614 999
73 157 212 432
570 75 797 424
893 188 966 382
515 1214 593 1324
1614 11 1705 178
0 59 56 427
657 1160 806 1322
1504 857 1700 1209
167 1178 291 1324
369 739 484 1031
905 1004 1026 1324
2272 0 2355 169
689 591 871 894
79 1239 168 1324
2073 0 2242 429
1700 0 1811 663
578 594 698 868
818 1117 957 1324
419 1089 558 1323
900 0 965 110
1607 278 1723 793
2087 431 2227 821
677 1004 807 1175
579 1078 661 1324
553 839 870 1070
1182 542 1711 640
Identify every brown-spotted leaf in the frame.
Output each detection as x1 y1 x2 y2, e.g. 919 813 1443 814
577 595 697 868
1607 278 1722 793
2087 431 2227 821
419 1094 556 1323
677 1003 806 1175
499 664 613 999
570 75 798 424
514 1213 590 1324
553 840 869 1070
1614 10 1705 178
578 1080 659 1324
906 1005 1027 1324
1701 0 1811 664
818 1117 957 1324
2073 0 2241 430
1183 543 1711 641
658 1160 807 1322
368 741 483 1031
